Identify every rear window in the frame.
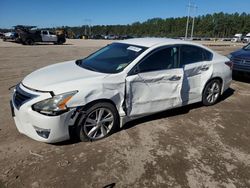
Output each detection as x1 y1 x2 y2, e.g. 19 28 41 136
180 45 213 66
203 49 213 61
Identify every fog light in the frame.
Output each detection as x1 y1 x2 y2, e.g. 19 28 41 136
33 126 51 139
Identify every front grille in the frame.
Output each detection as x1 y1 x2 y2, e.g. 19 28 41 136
13 84 37 109
232 57 250 66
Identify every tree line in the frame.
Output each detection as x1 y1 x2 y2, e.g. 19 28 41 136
60 12 250 38
1 12 250 38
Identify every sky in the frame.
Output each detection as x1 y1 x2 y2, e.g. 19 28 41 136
0 0 249 28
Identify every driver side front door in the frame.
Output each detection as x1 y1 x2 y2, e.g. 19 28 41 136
125 46 184 117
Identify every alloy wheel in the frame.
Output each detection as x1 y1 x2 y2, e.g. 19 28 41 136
205 82 220 104
83 107 114 140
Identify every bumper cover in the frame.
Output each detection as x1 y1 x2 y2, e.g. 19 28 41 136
11 84 76 143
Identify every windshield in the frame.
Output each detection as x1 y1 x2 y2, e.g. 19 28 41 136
243 44 250 50
77 43 147 73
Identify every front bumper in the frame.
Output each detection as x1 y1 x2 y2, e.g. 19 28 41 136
233 65 250 73
232 58 250 73
11 84 76 143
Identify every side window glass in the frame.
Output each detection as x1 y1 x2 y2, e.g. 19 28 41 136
180 45 205 66
203 49 213 61
42 31 48 35
138 47 178 73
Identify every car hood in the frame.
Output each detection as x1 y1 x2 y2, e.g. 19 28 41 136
22 60 108 93
231 49 250 60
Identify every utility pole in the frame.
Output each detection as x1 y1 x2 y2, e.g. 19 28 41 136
190 5 198 40
84 19 92 36
89 19 92 36
185 1 191 40
185 1 197 40
84 24 87 36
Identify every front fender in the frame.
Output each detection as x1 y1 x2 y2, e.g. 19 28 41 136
67 81 126 116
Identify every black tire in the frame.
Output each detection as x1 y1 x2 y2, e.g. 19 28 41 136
25 38 34 45
77 102 119 142
56 38 65 45
202 79 222 106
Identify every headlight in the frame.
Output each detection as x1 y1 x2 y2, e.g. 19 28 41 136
32 91 78 115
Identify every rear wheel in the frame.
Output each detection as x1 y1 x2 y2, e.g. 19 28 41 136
25 38 34 45
202 79 222 106
55 38 65 45
77 102 119 142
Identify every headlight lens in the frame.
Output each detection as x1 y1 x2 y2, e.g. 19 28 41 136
32 91 78 115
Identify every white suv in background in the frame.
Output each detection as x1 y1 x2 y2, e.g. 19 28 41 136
10 38 232 143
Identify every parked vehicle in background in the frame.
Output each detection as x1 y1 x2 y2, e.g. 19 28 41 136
10 38 232 143
191 37 202 41
120 35 134 40
3 32 18 41
220 38 231 42
243 33 250 43
0 32 5 39
104 34 119 40
90 35 104 39
228 43 250 73
231 34 243 42
15 25 66 45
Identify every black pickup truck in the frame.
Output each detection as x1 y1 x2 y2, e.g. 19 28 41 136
15 25 66 45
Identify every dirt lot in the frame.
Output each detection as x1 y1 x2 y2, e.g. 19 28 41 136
0 39 250 188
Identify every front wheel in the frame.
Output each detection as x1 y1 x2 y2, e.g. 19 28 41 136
55 38 65 45
25 38 34 45
77 102 119 142
202 79 222 106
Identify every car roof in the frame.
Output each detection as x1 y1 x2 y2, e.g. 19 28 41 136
118 37 203 48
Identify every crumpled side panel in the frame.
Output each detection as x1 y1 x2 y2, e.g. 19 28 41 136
67 77 126 117
126 69 183 116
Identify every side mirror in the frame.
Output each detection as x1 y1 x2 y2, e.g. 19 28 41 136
128 66 140 76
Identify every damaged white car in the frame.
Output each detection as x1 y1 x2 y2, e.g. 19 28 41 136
10 38 232 143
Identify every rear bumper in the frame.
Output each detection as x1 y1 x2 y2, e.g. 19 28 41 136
222 78 232 94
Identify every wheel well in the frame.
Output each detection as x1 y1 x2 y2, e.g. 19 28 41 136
202 77 223 94
211 77 223 84
82 99 117 111
26 38 33 41
70 98 119 140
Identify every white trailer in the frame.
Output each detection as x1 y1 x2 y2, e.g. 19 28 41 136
231 33 243 42
243 33 250 43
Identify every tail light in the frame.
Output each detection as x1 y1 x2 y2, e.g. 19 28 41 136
225 61 233 70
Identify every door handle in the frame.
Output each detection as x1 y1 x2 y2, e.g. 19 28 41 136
169 75 181 81
200 66 209 71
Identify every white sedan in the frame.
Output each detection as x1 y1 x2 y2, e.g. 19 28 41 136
10 38 232 143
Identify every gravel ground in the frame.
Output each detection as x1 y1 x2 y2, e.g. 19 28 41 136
0 39 249 188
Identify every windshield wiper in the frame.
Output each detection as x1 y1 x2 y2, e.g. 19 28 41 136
83 65 99 72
